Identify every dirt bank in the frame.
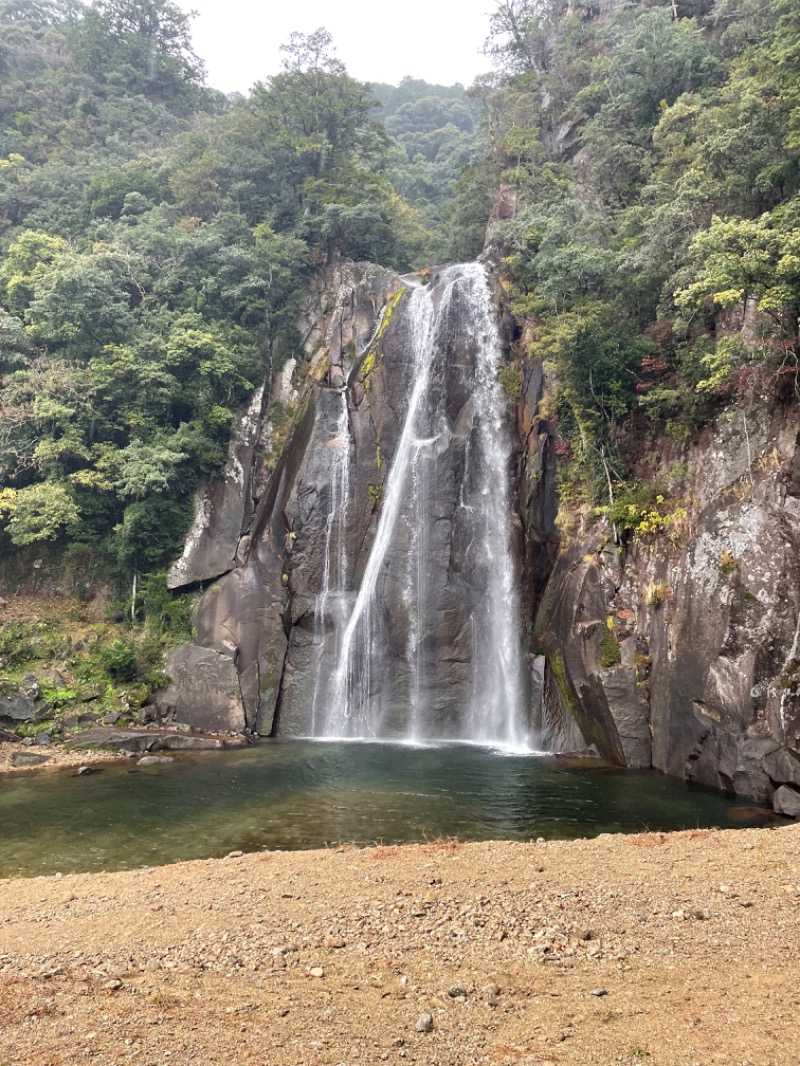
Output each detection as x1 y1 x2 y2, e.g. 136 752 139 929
1 826 799 1065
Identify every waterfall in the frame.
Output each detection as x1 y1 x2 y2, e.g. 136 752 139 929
311 263 527 748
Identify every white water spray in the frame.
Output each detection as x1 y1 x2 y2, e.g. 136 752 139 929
315 264 527 748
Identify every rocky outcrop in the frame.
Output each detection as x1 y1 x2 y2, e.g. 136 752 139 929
532 394 800 810
168 386 266 591
161 249 800 814
68 727 249 752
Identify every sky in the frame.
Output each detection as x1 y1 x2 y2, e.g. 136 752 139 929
177 0 497 94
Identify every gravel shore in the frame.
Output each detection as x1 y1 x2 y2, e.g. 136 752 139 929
1 825 799 1065
0 741 120 774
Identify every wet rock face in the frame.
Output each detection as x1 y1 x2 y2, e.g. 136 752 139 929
534 400 800 806
159 262 405 736
277 266 527 741
163 262 529 744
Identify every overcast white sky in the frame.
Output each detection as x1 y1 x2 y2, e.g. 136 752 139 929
177 0 497 94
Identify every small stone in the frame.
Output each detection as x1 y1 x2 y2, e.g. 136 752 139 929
225 850 244 859
137 755 174 767
447 983 467 999
144 958 161 973
415 1013 434 1033
590 988 607 997
76 765 97 776
309 967 324 978
104 979 122 990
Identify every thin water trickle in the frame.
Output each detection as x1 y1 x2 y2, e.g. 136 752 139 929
310 390 351 734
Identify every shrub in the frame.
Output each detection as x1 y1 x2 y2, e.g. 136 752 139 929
99 638 138 683
600 628 622 668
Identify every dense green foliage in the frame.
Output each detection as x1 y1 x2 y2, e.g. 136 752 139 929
0 4 467 607
482 0 800 505
2 0 798 599
372 78 485 263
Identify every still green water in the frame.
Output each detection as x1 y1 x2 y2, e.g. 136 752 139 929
0 741 775 879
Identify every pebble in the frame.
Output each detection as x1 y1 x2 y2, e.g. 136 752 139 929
309 966 324 978
590 987 607 997
447 983 467 998
415 1013 434 1033
137 756 175 766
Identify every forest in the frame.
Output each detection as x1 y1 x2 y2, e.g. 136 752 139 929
0 0 798 610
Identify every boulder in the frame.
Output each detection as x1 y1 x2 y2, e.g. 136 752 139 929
160 645 245 734
0 695 36 721
773 785 800 818
10 751 49 767
762 747 800 788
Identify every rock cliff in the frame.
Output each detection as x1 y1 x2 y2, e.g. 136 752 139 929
159 258 402 736
163 255 800 815
527 382 800 814
161 260 527 743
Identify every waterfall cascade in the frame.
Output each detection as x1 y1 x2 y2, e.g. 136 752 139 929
307 263 528 748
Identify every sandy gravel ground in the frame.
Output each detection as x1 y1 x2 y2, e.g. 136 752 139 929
0 741 120 774
1 827 799 1066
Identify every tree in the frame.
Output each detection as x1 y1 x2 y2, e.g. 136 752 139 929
0 481 79 544
72 0 205 107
